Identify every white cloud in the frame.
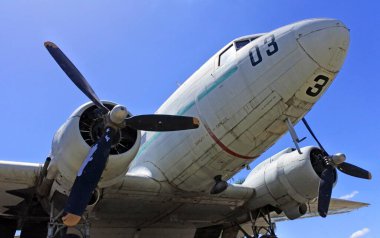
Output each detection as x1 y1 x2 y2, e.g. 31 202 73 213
350 228 370 238
339 190 359 200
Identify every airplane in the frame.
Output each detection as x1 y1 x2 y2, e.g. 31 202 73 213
0 18 372 238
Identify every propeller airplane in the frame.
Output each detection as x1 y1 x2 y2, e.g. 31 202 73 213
0 18 371 238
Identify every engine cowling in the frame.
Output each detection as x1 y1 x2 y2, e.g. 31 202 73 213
49 101 141 191
244 146 336 220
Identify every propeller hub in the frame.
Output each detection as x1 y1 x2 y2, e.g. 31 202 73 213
331 153 346 165
110 105 128 125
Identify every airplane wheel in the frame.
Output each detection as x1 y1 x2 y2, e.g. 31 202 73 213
0 218 17 238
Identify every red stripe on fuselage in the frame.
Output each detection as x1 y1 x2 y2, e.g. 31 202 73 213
200 117 257 160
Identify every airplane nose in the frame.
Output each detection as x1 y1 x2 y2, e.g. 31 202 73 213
295 19 350 73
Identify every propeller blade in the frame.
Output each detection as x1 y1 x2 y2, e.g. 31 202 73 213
62 127 115 226
318 166 335 218
125 114 200 131
302 118 328 155
337 162 372 180
44 41 109 114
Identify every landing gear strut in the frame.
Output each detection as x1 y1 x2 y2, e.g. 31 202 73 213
47 203 90 238
235 207 277 238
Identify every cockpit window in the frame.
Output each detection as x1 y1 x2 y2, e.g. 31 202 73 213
235 39 250 51
219 44 235 66
218 34 264 67
235 35 263 51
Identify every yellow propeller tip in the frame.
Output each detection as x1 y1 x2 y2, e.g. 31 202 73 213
62 213 82 227
193 117 200 127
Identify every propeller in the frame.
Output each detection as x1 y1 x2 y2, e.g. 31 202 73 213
45 41 200 226
302 118 371 218
44 42 109 114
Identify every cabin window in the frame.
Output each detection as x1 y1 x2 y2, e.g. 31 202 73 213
219 44 235 66
235 39 250 51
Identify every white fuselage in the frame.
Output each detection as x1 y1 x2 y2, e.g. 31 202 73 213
129 18 349 192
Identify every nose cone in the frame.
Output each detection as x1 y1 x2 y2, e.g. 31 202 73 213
295 19 350 73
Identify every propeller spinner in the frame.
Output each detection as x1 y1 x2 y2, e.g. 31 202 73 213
302 118 372 218
45 41 200 226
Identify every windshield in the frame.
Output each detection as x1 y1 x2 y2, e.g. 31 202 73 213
235 39 250 50
234 35 263 51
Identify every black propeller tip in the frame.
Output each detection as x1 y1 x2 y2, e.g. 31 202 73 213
44 41 57 49
318 211 327 218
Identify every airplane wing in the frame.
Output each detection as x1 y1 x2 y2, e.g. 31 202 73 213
92 175 368 229
92 174 255 228
0 161 41 215
0 161 367 215
0 162 369 236
272 198 368 222
239 198 368 233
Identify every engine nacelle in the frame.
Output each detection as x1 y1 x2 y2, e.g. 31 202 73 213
49 101 141 192
244 146 335 220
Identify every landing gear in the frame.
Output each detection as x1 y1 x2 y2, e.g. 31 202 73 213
250 208 277 238
47 203 90 238
285 118 306 154
236 207 278 238
47 215 90 238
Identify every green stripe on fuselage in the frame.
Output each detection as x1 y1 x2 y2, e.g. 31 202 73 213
136 65 238 157
177 101 196 116
197 65 238 101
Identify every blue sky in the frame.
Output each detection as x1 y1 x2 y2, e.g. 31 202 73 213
0 1 379 237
